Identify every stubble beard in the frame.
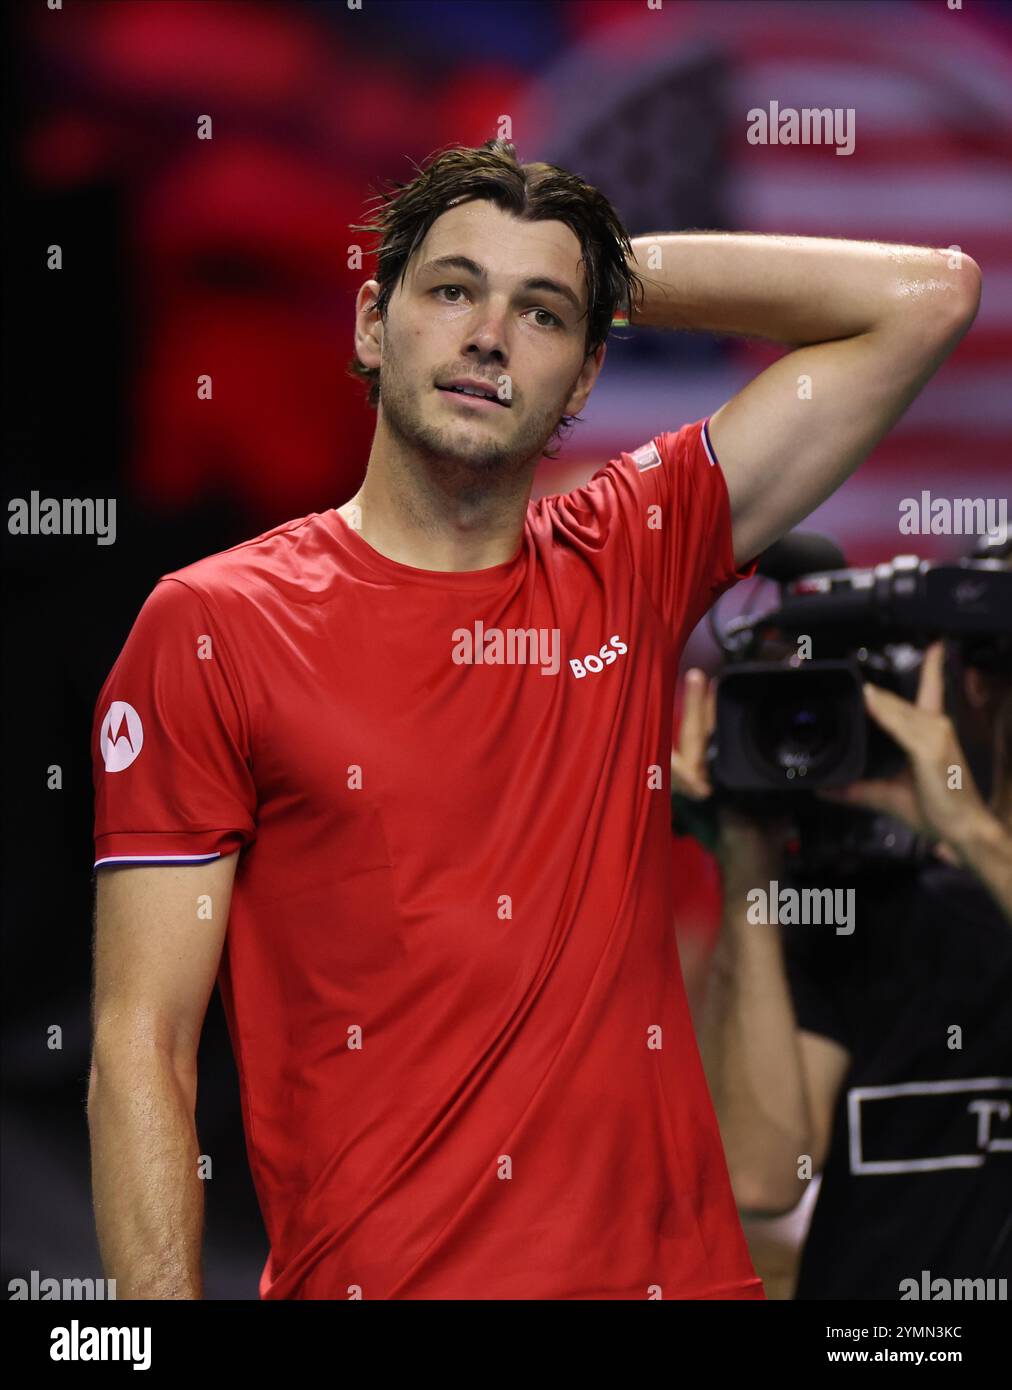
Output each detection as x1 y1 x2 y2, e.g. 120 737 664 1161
378 355 567 480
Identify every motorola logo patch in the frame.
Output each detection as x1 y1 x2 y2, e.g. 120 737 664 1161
100 701 144 772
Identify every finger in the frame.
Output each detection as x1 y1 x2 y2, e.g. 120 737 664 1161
916 641 946 714
679 669 710 761
671 750 711 800
818 779 895 815
863 681 917 752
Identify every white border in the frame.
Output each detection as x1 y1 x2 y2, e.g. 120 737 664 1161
848 1077 1012 1175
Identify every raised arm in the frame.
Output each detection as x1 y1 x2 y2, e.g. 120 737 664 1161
673 672 852 1212
628 232 982 566
87 852 239 1299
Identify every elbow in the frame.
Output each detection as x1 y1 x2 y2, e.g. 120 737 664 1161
732 1171 807 1218
944 253 982 330
887 252 982 348
87 1029 198 1114
86 1047 112 1122
725 1135 816 1216
923 253 982 338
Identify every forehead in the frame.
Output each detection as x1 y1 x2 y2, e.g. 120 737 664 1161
409 200 587 306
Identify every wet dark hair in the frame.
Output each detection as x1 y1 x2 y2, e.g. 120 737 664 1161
346 137 643 459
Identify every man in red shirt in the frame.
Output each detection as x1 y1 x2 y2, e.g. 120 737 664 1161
88 139 980 1300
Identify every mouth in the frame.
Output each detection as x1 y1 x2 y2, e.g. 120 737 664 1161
436 382 511 410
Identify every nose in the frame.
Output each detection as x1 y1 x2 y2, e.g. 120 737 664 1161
461 299 510 366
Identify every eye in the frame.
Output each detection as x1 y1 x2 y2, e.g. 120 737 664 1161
525 307 562 329
432 286 561 328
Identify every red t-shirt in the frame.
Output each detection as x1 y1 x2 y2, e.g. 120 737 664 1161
92 418 764 1300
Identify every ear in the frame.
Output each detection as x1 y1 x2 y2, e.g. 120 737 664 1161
563 342 606 417
354 280 383 371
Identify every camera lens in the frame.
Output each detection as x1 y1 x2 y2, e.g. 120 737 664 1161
716 662 866 792
750 683 846 779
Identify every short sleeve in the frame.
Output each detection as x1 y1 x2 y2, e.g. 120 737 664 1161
91 577 257 869
588 418 757 643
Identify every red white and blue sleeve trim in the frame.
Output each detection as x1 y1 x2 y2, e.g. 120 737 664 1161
701 417 719 468
93 850 223 869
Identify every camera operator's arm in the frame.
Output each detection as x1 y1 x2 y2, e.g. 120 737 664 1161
672 672 851 1213
699 811 851 1214
822 644 1012 923
628 234 981 566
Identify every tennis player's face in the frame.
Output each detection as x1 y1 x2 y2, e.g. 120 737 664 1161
367 200 603 472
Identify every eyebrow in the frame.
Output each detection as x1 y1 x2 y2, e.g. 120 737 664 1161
417 255 584 318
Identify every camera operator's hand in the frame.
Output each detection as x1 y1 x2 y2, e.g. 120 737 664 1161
822 639 956 834
670 668 715 801
819 643 984 841
670 669 793 866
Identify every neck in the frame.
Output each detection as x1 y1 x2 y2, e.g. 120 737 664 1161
340 412 535 572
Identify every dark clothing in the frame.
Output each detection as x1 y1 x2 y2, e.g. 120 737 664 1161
782 860 1012 1299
